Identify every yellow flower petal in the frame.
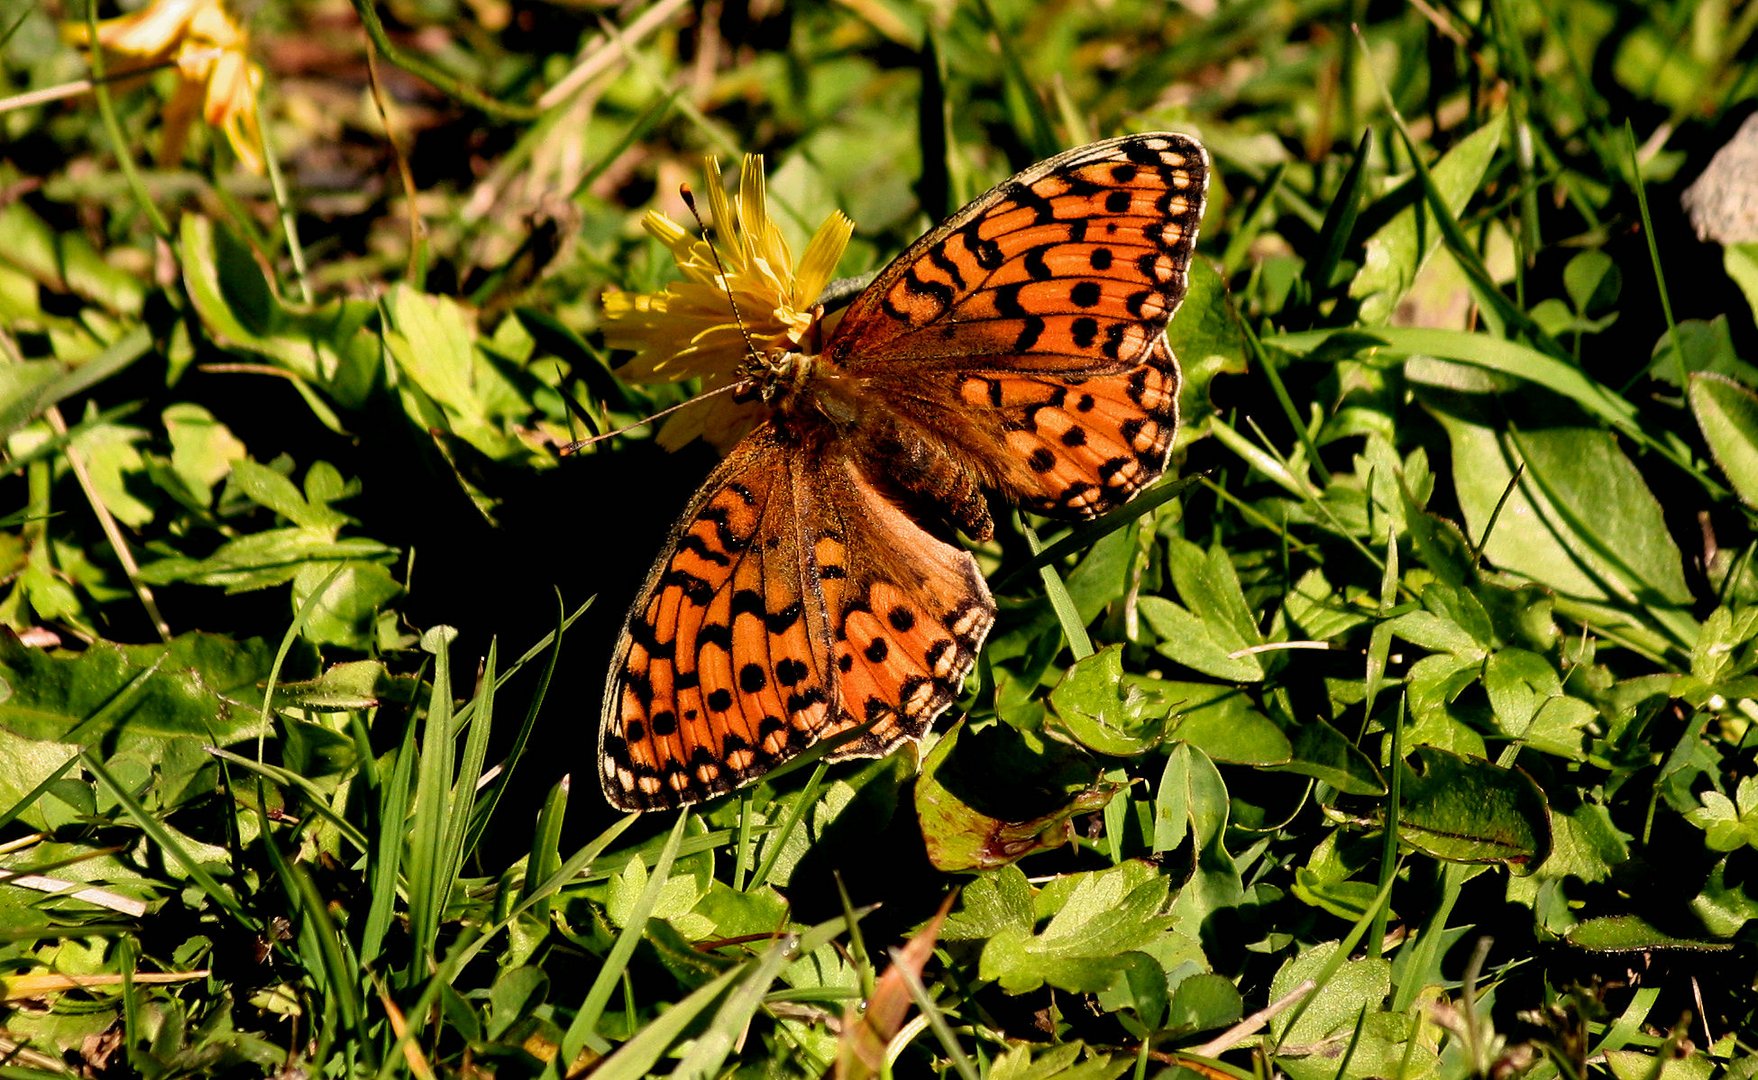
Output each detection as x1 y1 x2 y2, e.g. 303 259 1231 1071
603 153 853 405
62 0 205 56
64 0 265 175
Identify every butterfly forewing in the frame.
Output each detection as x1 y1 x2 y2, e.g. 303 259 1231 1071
828 133 1207 372
601 430 836 810
825 133 1205 520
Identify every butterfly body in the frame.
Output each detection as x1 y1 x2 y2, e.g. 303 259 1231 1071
601 133 1209 810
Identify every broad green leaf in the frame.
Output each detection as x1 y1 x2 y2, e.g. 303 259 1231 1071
140 530 395 590
1689 373 1758 507
179 215 380 412
1159 680 1292 766
988 1042 1129 1080
292 560 404 650
1165 972 1243 1035
0 633 271 747
1155 743 1245 932
940 864 1035 941
1046 645 1173 756
1282 568 1372 641
1167 258 1248 443
978 862 1174 994
229 459 349 529
1564 915 1732 953
1651 317 1758 391
487 967 548 1041
916 723 1115 872
1604 1050 1716 1080
1266 715 1384 795
69 418 154 527
1415 361 1694 649
1684 777 1758 852
1384 747 1552 870
0 328 152 442
1269 940 1389 1044
163 403 246 507
269 660 400 710
1351 112 1508 324
1139 595 1265 681
1727 243 1758 318
0 202 146 316
1692 857 1758 937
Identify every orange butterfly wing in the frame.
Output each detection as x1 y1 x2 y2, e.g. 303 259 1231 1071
600 426 993 811
822 133 1205 518
601 133 1207 810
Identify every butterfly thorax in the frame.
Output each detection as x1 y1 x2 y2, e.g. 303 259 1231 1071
743 348 996 542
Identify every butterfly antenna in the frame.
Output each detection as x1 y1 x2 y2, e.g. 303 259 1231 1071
559 381 742 456
565 180 762 458
680 183 764 365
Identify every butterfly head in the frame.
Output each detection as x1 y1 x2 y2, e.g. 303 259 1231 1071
733 344 817 406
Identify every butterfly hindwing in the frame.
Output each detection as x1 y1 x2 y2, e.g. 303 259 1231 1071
808 456 995 761
601 426 995 810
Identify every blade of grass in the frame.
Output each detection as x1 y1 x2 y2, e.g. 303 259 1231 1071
205 749 372 854
82 753 250 926
747 763 828 892
260 812 369 1057
1616 121 1681 391
1023 523 1092 660
359 711 418 971
468 599 569 852
993 475 1198 590
1305 129 1373 299
1367 694 1404 960
562 810 691 1060
407 626 461 975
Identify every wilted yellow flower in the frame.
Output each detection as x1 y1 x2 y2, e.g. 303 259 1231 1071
602 154 853 449
64 0 265 174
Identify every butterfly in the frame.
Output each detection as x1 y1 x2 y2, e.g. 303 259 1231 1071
600 133 1209 810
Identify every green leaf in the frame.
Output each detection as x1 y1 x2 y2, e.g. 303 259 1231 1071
1046 645 1173 756
163 403 246 507
0 328 152 442
978 862 1175 994
1387 747 1552 870
1160 680 1293 766
1165 972 1244 1035
941 865 1036 941
0 201 146 316
1269 940 1389 1044
270 660 401 710
1139 538 1266 681
1166 258 1249 438
1684 777 1758 852
291 560 404 650
1689 373 1758 507
987 1042 1130 1080
1351 112 1508 324
0 633 271 747
1565 915 1733 953
1417 366 1694 648
915 723 1114 872
1267 715 1384 795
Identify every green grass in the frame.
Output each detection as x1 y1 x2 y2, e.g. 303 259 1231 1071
2 0 1758 1076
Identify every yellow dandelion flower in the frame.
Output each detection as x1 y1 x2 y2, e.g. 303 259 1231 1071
64 0 266 174
602 154 853 450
